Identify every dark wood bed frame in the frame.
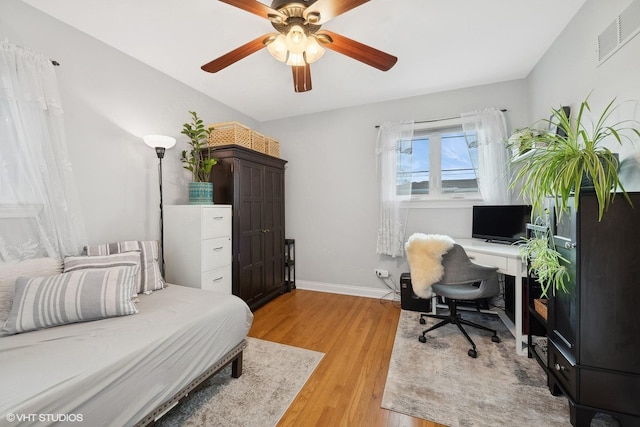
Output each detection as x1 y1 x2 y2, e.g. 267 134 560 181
135 339 247 426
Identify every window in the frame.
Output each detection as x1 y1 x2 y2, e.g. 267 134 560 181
396 120 479 200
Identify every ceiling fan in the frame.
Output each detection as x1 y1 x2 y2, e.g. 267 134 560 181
201 0 398 93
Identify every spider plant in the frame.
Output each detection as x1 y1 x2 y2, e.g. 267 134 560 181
518 227 570 298
511 96 639 221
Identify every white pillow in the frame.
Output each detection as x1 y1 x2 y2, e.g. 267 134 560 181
0 258 62 326
0 266 138 336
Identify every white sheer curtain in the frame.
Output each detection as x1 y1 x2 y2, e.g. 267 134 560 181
0 40 86 261
461 108 511 205
375 121 414 257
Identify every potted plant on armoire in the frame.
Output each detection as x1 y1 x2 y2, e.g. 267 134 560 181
181 111 218 204
510 95 640 425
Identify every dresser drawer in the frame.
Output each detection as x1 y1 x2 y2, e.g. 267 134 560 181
201 266 231 294
201 237 231 271
548 339 577 400
201 207 231 239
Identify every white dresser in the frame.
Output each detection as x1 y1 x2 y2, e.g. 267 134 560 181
164 205 232 294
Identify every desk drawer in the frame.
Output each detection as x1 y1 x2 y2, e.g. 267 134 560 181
201 207 231 239
201 237 231 271
467 252 508 271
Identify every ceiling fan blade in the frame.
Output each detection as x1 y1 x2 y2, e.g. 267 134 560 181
292 64 312 92
201 34 272 73
317 30 397 71
219 0 285 21
304 0 369 24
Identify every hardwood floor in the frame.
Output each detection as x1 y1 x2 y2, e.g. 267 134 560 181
247 289 444 427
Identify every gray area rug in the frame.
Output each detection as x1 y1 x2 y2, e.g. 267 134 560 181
157 337 323 427
382 309 570 427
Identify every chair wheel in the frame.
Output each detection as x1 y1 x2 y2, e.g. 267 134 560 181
491 335 500 343
468 349 478 358
419 317 426 325
418 335 426 343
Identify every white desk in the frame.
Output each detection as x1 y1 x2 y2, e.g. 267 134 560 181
456 239 528 356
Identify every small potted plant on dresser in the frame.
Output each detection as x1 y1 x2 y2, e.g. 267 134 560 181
181 111 218 204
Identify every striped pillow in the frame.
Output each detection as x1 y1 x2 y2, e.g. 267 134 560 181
0 266 138 336
63 252 141 297
0 258 62 326
84 240 164 294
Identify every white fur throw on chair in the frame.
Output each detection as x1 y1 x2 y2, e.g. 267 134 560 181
405 233 455 298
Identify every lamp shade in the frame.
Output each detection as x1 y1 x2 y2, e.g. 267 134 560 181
304 36 325 64
286 52 306 66
267 34 287 62
285 25 307 54
143 135 176 149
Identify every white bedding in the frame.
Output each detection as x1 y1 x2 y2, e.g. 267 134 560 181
0 285 253 427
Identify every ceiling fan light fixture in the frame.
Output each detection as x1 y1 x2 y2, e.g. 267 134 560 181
304 35 324 63
285 25 307 54
205 0 398 92
266 34 288 62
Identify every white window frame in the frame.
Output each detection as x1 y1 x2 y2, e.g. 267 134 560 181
401 118 483 208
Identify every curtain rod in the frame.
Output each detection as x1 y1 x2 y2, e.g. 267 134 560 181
6 41 60 66
374 108 507 128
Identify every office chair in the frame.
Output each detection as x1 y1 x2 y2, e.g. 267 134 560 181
406 239 501 358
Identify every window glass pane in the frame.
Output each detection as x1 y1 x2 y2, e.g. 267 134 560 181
441 131 478 193
397 137 429 195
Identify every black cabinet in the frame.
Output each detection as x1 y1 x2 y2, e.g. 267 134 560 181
546 192 640 426
206 145 287 310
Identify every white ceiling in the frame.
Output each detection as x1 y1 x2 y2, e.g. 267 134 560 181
22 0 586 122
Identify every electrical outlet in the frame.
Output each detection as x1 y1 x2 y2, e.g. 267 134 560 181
375 269 389 278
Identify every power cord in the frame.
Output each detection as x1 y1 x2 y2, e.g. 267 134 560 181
377 274 401 306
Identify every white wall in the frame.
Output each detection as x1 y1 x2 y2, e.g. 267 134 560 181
527 0 640 190
0 0 257 246
259 80 529 293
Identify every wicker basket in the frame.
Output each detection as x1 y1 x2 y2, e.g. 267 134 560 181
265 137 280 157
534 298 548 321
251 131 266 154
208 121 252 148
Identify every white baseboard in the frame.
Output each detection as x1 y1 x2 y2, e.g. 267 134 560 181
296 280 397 300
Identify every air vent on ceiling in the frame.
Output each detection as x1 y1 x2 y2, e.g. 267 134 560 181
598 20 618 61
598 0 640 64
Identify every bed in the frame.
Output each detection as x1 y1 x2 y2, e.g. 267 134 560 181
0 281 253 426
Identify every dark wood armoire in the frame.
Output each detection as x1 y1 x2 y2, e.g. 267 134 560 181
205 145 287 310
547 192 640 426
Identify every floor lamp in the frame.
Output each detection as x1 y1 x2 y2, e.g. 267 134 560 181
143 134 176 277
